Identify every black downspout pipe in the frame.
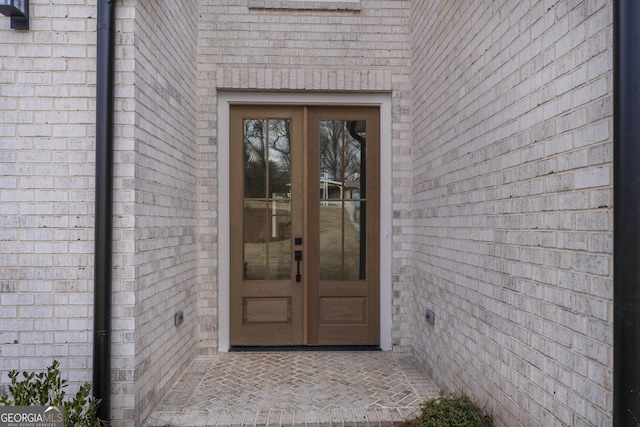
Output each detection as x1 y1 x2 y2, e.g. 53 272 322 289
94 0 116 423
613 0 640 424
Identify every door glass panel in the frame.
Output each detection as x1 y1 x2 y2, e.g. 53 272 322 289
343 201 365 280
319 201 342 280
320 120 344 183
319 119 367 281
268 119 292 195
243 118 292 281
345 120 366 198
244 119 267 198
243 200 267 280
269 200 292 280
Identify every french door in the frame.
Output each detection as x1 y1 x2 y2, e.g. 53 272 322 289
230 105 379 346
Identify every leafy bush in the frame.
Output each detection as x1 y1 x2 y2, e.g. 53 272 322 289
0 360 103 427
402 392 491 427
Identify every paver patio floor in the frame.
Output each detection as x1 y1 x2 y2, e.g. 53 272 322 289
142 351 439 427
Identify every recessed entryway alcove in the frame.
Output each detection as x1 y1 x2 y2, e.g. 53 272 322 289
217 92 393 351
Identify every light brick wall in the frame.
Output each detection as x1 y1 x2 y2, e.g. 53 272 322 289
0 0 198 425
125 1 199 425
0 0 97 392
196 0 414 352
410 1 613 426
108 3 137 425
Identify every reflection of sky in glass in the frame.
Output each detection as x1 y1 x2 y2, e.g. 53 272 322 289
269 146 288 170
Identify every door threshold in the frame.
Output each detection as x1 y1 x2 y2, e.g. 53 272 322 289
229 345 381 352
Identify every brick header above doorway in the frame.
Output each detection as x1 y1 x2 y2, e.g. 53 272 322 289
248 0 361 10
215 67 393 92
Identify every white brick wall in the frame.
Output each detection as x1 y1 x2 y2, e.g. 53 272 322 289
0 0 198 425
124 1 199 425
0 0 96 391
410 1 613 426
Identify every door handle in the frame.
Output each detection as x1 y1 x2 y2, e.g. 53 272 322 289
295 250 302 282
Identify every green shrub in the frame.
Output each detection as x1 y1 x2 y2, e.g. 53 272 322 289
0 360 103 427
417 392 491 427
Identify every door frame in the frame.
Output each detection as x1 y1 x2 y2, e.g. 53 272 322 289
217 91 393 351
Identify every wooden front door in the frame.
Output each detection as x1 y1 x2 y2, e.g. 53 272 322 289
230 105 379 346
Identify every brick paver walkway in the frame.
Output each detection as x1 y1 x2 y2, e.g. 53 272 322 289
142 352 439 427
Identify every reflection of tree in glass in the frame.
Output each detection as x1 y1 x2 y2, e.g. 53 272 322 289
243 119 292 198
320 121 362 182
268 120 291 195
244 119 267 198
